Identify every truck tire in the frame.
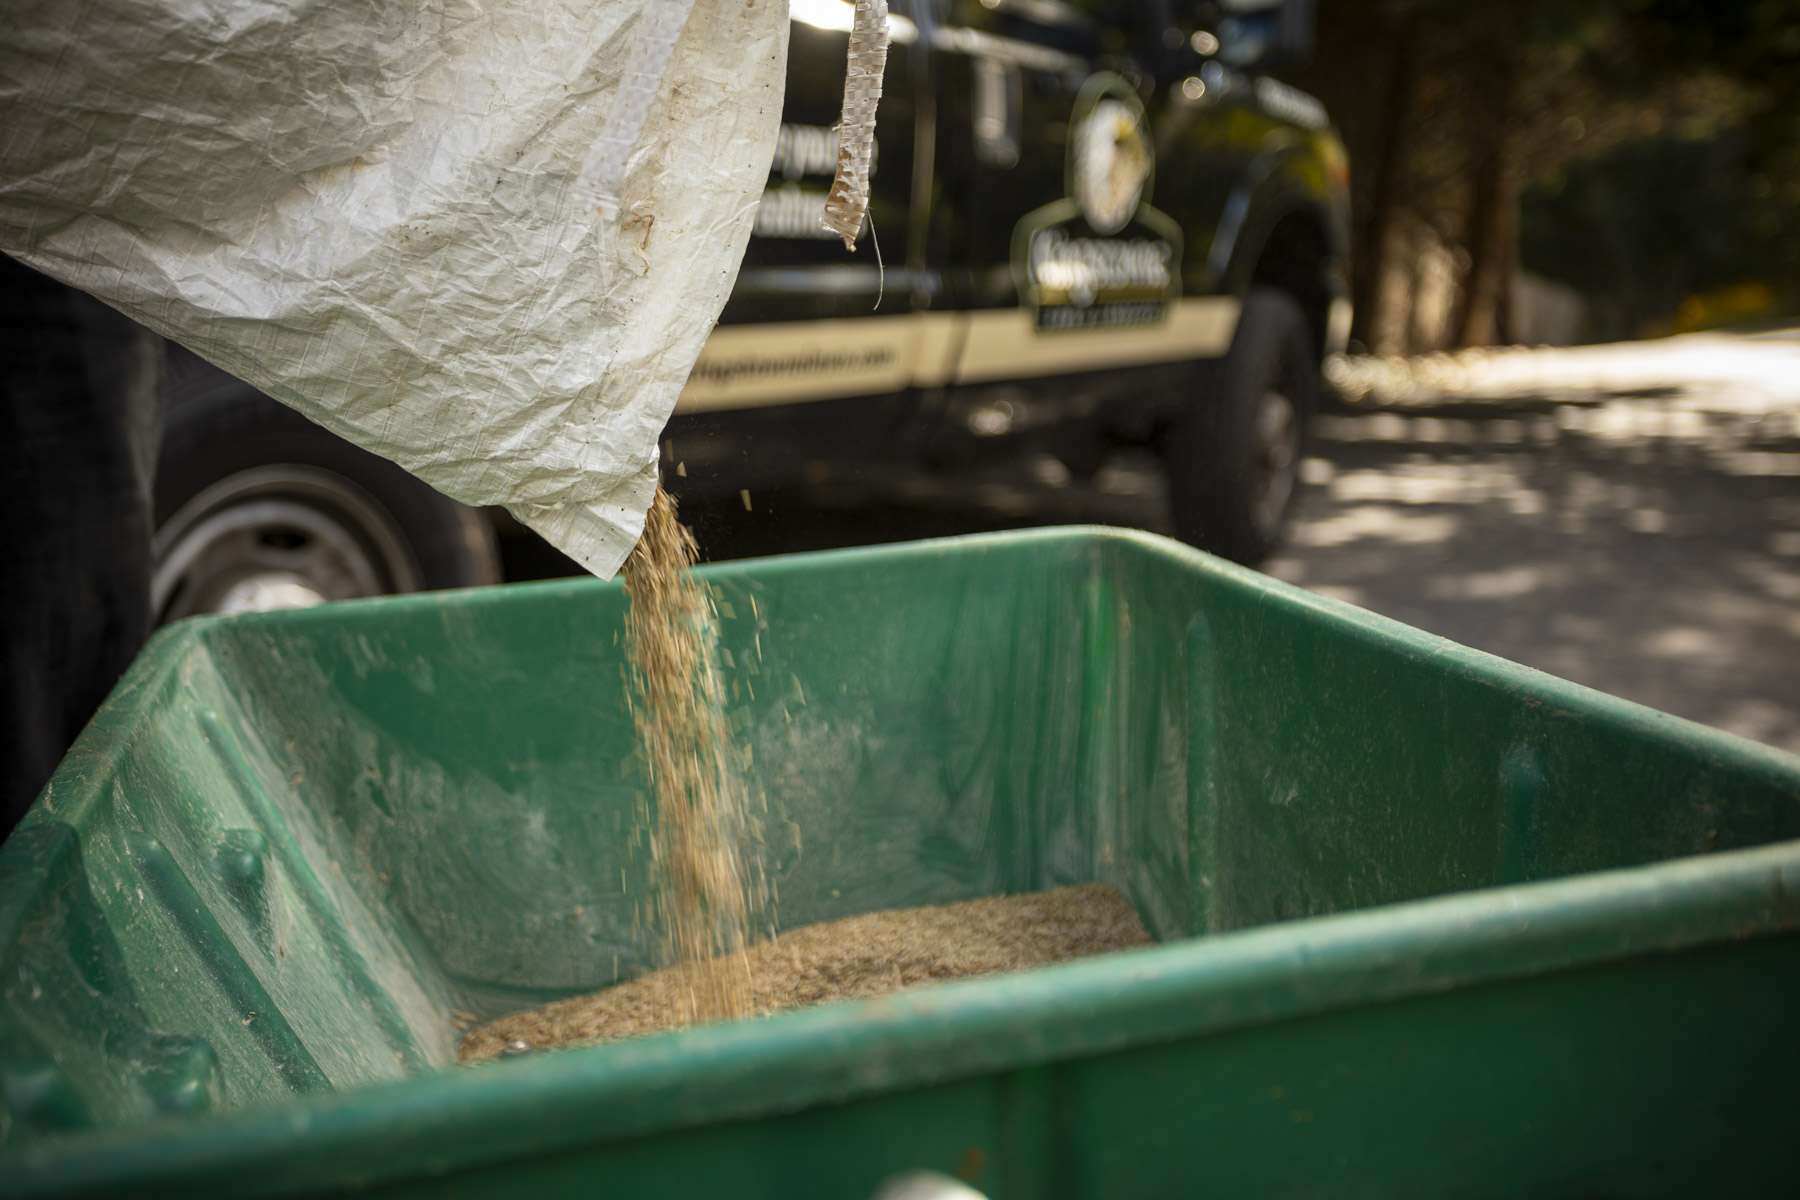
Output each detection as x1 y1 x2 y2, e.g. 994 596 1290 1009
153 378 501 624
1164 287 1316 564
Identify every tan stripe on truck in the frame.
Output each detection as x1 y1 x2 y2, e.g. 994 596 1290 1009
676 297 1240 413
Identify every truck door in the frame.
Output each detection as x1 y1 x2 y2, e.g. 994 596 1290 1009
678 2 925 412
926 1 1098 316
924 0 1231 387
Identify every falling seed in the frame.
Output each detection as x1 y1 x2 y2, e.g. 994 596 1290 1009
676 461 687 477
739 489 753 511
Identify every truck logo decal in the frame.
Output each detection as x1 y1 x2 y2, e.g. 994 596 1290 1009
1013 74 1183 333
1074 95 1151 235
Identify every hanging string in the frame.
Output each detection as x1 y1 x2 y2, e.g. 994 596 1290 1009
822 0 890 251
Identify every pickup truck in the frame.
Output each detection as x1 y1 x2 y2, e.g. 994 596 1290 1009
153 0 1350 622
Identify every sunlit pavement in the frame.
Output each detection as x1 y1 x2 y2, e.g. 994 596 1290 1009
1276 330 1800 753
609 330 1800 754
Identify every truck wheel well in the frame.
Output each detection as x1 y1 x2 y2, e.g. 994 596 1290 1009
1247 211 1331 361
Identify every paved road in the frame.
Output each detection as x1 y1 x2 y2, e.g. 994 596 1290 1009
1277 332 1800 753
524 331 1800 753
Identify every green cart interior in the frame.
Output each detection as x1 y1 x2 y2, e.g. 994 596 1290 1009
3 528 1798 1196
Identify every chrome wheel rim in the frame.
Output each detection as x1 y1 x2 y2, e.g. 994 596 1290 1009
153 466 419 622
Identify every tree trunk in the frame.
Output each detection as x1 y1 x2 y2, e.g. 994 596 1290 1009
1350 16 1421 353
1450 42 1521 348
1404 225 1428 354
1494 215 1517 344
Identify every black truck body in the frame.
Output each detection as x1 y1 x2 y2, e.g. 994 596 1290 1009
155 0 1349 620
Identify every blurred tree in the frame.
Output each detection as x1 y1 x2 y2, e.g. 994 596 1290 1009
1288 0 1799 350
1296 0 1424 351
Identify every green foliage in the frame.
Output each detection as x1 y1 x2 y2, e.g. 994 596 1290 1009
1521 130 1788 338
1292 0 1799 345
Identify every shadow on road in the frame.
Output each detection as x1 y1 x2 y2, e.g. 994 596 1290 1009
1268 389 1800 753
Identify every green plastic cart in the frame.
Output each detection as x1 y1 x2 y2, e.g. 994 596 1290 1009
3 528 1797 1196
